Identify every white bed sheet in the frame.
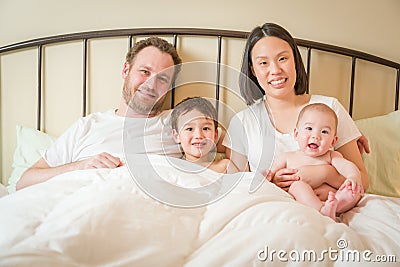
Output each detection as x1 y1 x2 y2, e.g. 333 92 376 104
0 155 398 267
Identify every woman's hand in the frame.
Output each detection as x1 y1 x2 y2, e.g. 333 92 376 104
357 133 370 154
271 168 299 191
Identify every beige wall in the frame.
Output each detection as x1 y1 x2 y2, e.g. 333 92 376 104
1 0 399 63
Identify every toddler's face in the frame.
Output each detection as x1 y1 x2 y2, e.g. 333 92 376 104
173 109 217 162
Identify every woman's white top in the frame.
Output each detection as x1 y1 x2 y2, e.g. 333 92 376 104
222 95 361 172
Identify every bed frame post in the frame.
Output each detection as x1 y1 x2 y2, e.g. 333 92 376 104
396 68 399 111
37 45 43 131
171 34 178 109
215 36 222 116
349 57 356 117
306 47 311 94
82 39 88 117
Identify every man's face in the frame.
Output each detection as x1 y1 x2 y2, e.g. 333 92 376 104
122 46 175 116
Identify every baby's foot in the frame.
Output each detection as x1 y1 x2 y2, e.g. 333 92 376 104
336 184 359 213
320 191 338 220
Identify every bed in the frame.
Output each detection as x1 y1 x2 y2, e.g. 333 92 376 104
0 28 399 266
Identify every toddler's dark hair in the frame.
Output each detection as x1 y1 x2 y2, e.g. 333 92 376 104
171 97 218 131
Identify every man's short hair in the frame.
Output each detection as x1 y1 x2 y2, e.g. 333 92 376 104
126 36 182 80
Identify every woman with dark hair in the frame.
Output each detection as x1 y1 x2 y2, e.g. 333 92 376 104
239 23 308 105
223 23 368 208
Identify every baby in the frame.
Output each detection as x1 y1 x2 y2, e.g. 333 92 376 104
268 103 363 220
171 97 237 174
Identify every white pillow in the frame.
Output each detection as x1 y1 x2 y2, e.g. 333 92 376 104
0 183 8 198
355 110 400 197
6 125 56 193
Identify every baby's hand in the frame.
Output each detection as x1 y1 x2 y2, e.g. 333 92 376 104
339 177 364 196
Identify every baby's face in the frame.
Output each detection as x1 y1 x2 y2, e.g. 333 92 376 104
295 110 338 157
173 109 217 162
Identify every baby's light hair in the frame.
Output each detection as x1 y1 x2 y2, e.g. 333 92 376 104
297 103 338 133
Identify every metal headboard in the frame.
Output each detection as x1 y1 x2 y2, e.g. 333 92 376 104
1 28 399 130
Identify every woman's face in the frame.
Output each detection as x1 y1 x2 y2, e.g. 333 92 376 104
250 36 297 99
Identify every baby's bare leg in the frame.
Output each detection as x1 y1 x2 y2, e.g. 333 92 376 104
320 192 338 220
313 183 336 201
289 181 325 211
290 181 338 220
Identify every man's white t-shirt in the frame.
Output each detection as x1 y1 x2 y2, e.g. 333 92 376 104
44 109 181 167
222 95 361 173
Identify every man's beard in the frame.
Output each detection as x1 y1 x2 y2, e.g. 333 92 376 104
123 83 166 116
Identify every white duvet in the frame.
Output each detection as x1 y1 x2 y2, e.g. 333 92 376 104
0 155 399 267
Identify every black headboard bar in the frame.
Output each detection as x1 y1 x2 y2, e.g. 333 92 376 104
396 69 399 111
83 38 88 117
1 28 399 130
215 35 222 114
295 39 400 70
305 47 312 94
171 34 178 108
1 28 398 70
37 45 43 131
128 35 133 49
0 28 246 53
349 57 357 116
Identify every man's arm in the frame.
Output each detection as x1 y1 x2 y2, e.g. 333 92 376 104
17 158 81 190
17 153 122 190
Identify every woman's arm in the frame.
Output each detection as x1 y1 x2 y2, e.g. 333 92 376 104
216 129 227 153
336 139 369 190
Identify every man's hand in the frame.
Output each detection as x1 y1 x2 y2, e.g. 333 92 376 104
77 152 123 170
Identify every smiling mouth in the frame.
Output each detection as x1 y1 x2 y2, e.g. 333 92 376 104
192 142 205 148
138 89 156 98
269 78 287 86
192 139 210 148
308 143 319 149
